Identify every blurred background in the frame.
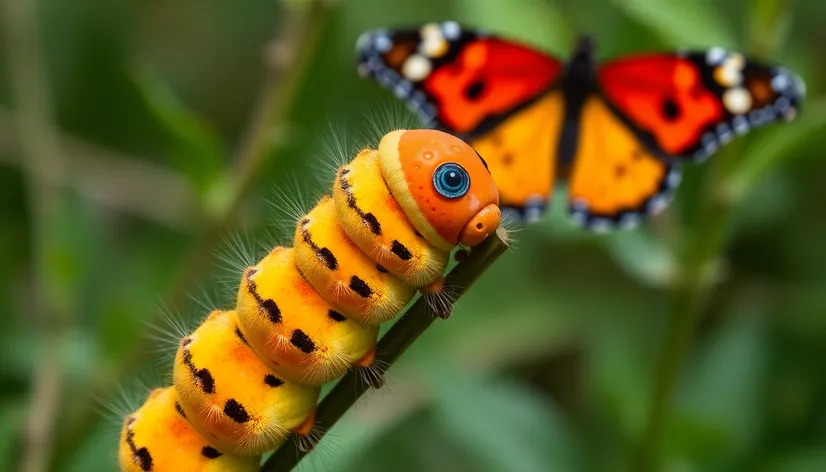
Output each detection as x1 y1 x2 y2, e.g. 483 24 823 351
1 0 825 471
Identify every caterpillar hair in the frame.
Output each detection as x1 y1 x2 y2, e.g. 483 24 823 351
118 129 502 471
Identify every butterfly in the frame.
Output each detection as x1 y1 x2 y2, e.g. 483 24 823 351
355 22 806 231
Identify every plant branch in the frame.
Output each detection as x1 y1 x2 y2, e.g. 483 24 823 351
262 232 510 472
0 108 198 230
633 144 737 472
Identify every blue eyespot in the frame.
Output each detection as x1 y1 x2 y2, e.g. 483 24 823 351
433 162 470 199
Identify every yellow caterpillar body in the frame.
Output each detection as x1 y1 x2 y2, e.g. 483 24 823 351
119 129 501 470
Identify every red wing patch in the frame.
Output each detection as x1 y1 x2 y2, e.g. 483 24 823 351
357 22 563 136
598 54 724 156
598 49 805 161
422 37 562 134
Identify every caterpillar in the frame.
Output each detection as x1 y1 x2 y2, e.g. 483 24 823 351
118 128 502 471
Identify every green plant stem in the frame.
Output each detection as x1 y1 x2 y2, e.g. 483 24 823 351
634 150 736 472
49 0 333 465
262 233 510 472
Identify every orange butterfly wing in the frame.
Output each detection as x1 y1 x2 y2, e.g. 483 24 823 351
470 92 564 221
567 97 680 230
568 48 804 228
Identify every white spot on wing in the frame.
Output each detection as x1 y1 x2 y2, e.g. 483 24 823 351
726 52 745 70
422 38 448 58
619 213 641 229
771 73 790 92
732 115 749 134
420 23 442 39
394 80 413 98
714 63 743 87
402 54 432 82
441 21 461 40
723 87 753 115
374 34 393 53
667 169 682 188
716 123 733 144
647 195 669 215
706 47 727 65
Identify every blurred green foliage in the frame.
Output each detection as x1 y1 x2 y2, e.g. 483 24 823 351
1 0 825 471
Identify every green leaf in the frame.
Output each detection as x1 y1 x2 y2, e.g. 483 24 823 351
586 317 652 443
429 369 582 472
666 311 768 466
759 448 826 472
129 63 226 198
602 229 678 288
608 0 737 48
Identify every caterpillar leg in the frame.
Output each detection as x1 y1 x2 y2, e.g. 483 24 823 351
420 276 454 319
293 408 317 436
293 409 324 453
354 346 385 389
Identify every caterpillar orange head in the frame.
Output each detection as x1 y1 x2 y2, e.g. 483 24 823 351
378 129 500 251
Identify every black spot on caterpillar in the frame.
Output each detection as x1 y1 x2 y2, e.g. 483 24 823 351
290 329 316 354
234 326 249 346
261 300 281 324
339 167 382 235
328 310 346 322
246 273 282 324
264 374 284 387
125 417 153 471
223 399 250 424
349 276 373 298
181 340 215 394
201 446 222 459
391 240 413 260
301 219 339 270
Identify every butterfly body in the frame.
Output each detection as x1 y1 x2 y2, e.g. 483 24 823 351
357 22 805 230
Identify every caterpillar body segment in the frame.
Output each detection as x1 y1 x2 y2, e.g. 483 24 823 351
236 246 379 386
333 149 450 288
119 129 501 471
294 196 417 326
172 310 319 455
119 387 260 472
